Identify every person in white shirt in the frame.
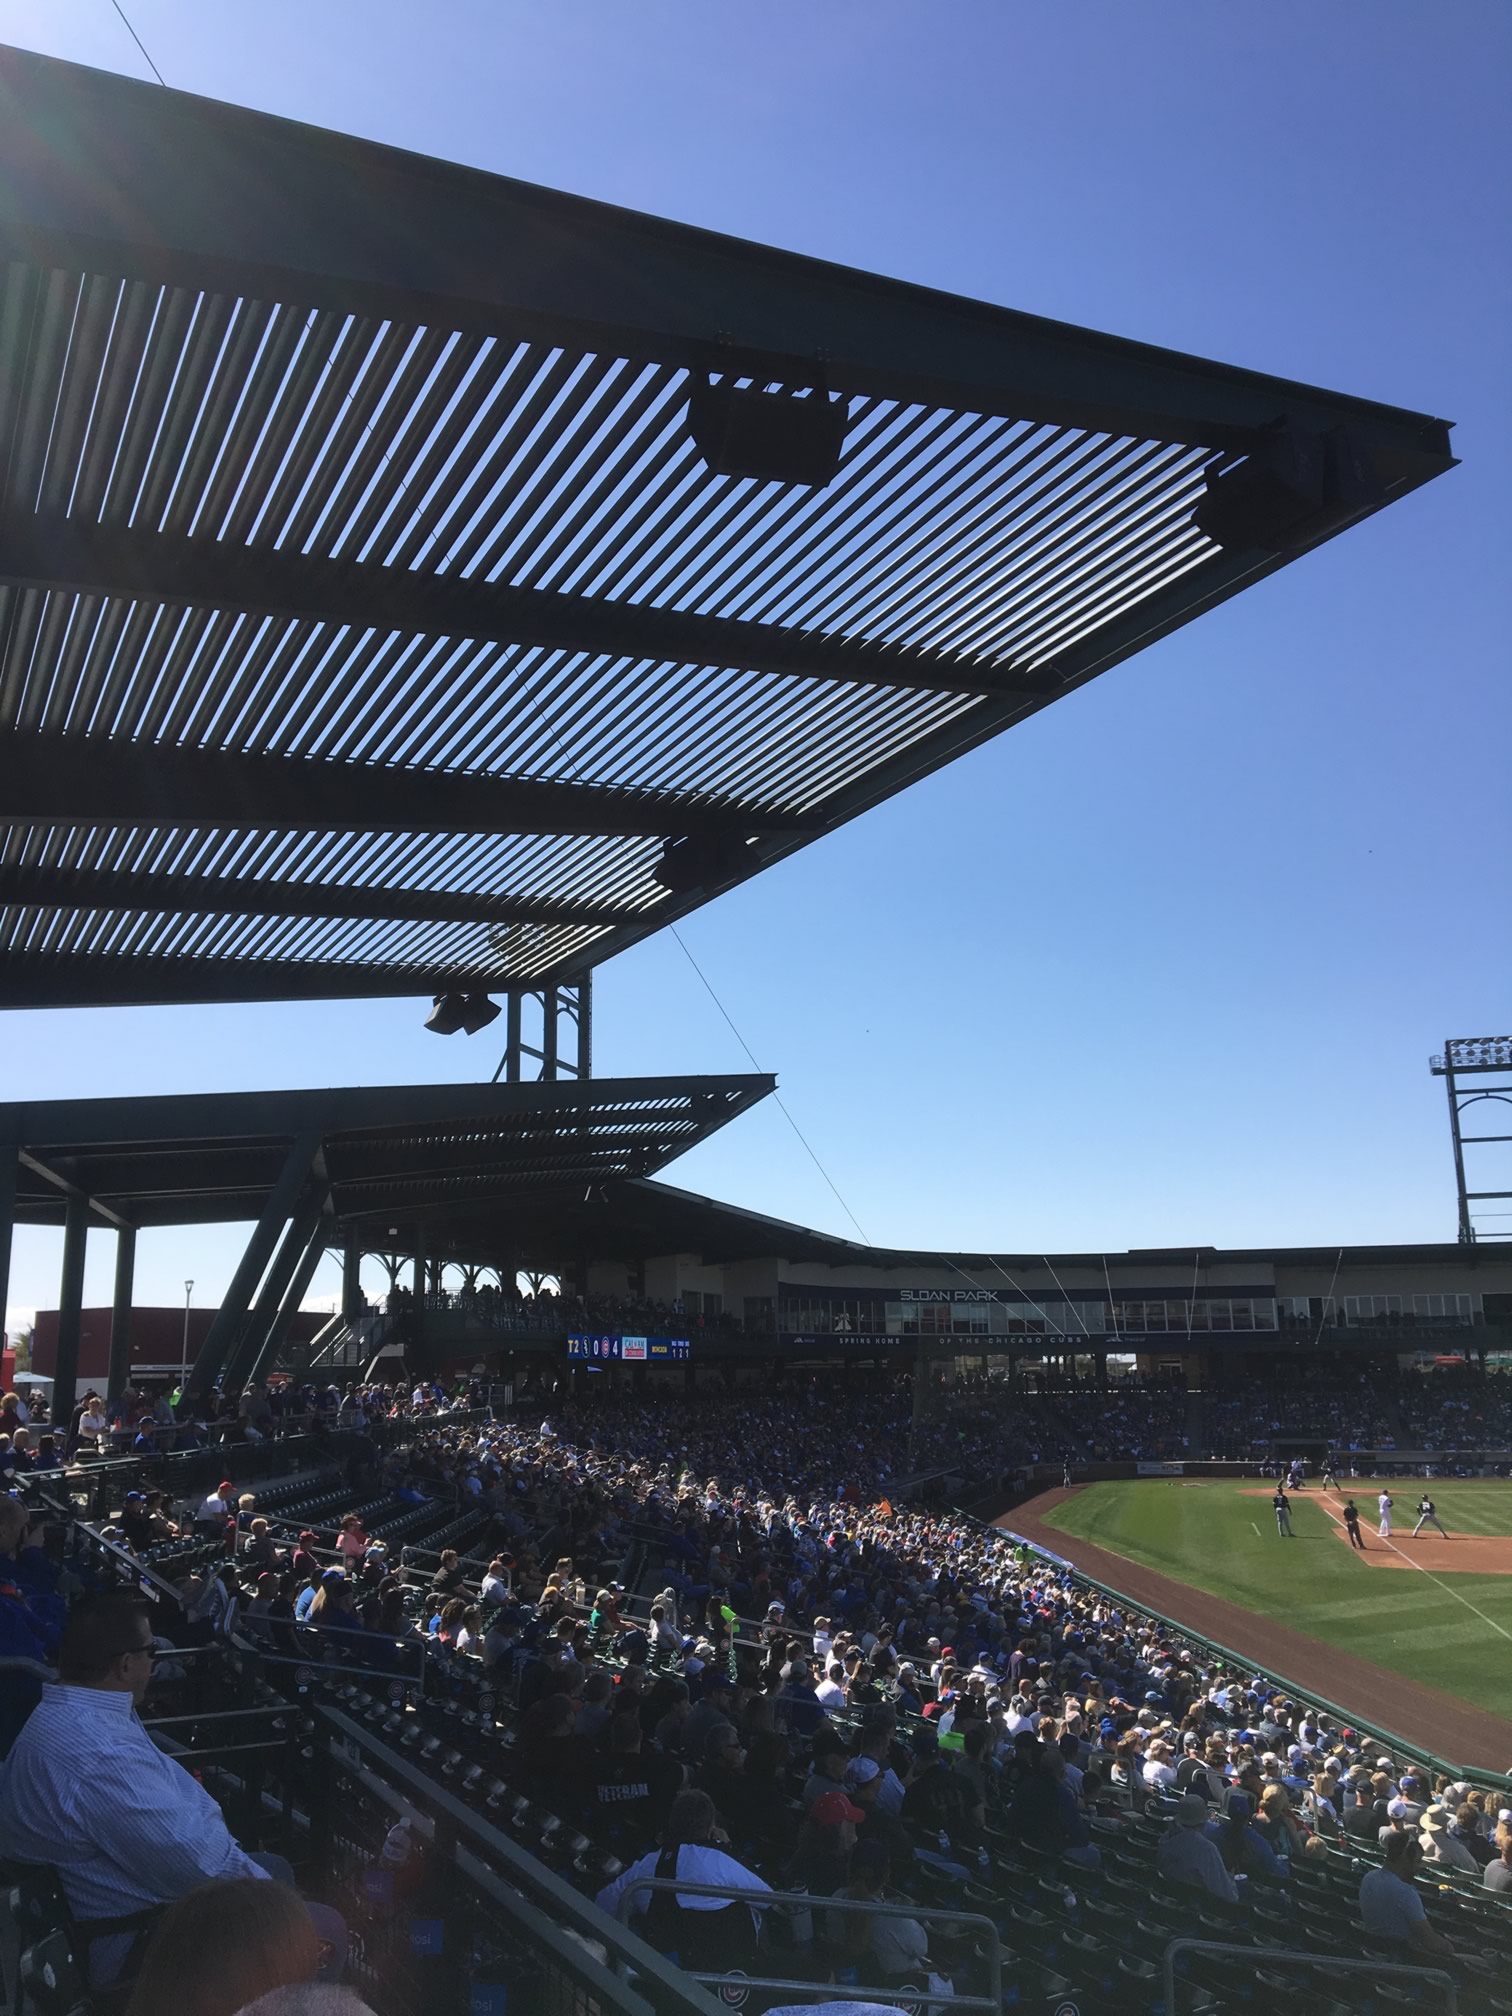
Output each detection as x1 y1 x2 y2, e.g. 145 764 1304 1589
0 1593 344 1984
596 1789 769 1964
196 1481 234 1535
1378 1491 1393 1537
76 1396 112 1452
479 1557 513 1606
1142 1740 1179 1791
815 1662 847 1709
1005 1695 1039 1736
1420 1805 1479 1875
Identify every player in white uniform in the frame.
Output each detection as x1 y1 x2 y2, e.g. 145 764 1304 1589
1377 1490 1393 1537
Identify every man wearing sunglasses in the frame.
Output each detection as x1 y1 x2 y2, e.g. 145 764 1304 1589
0 1591 343 1984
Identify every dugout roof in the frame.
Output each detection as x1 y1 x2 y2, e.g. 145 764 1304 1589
0 47 1455 1012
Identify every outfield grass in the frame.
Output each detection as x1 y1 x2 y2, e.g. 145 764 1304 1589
1041 1479 1512 1716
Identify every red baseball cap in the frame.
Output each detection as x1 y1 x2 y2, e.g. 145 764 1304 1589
812 1790 864 1827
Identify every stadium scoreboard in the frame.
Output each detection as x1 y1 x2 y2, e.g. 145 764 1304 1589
567 1334 691 1362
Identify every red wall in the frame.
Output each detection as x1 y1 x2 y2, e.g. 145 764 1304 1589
29 1307 326 1382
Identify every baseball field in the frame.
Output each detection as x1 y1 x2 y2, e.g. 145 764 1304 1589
1003 1476 1512 1765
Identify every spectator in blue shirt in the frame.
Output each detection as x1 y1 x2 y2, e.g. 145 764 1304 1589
1210 1789 1287 1882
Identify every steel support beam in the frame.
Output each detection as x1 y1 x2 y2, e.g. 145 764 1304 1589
1444 1059 1473 1244
248 1211 334 1386
223 1182 329 1392
0 724 811 839
53 1189 89 1427
106 1225 136 1409
16 1149 135 1231
411 1227 427 1350
0 518 1020 700
0 1152 13 1351
342 1229 362 1323
0 47 1459 457
186 1132 319 1398
0 955 543 1016
0 864 652 932
495 979 592 1084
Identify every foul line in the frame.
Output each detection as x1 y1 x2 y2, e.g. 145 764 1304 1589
1313 1497 1512 1644
1250 1521 1262 1537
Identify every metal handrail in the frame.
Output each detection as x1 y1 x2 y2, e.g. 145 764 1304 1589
317 1706 723 2015
610 1877 1001 2011
1161 1938 1455 2016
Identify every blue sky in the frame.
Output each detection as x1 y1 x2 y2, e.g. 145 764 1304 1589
2 0 1508 1331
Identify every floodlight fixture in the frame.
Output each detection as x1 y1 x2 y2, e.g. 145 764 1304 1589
425 992 501 1036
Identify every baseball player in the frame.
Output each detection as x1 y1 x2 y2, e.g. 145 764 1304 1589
1412 1494 1448 1538
1321 1453 1340 1494
1342 1499 1366 1549
1377 1489 1393 1537
1272 1487 1294 1537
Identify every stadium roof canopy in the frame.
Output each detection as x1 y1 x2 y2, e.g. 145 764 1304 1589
0 48 1455 1013
1 1075 771 1232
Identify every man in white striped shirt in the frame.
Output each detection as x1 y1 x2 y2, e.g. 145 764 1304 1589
0 1592 342 1983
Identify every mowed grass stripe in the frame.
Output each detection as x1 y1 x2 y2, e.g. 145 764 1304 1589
1043 1479 1512 1712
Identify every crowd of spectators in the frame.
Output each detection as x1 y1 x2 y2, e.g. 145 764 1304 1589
0 1373 489 1470
1205 1370 1402 1459
1204 1368 1512 1461
4 1377 1512 2016
1395 1370 1512 1449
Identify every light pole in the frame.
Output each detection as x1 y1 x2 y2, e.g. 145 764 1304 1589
180 1278 194 1399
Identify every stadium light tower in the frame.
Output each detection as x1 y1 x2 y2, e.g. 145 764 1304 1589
1429 1037 1512 1242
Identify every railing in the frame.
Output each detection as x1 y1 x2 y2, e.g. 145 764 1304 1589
961 1507 1510 1795
48 1431 325 1515
1162 1938 1455 2016
316 1706 724 2016
609 1877 1002 2011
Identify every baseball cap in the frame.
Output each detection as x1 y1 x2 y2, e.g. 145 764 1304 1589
123 1491 145 1504
845 1757 882 1788
1176 1794 1210 1829
218 1480 234 1493
911 1726 939 1758
812 1790 864 1827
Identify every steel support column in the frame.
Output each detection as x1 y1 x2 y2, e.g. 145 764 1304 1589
0 1151 14 1353
342 1229 362 1322
225 1186 329 1391
187 1132 320 1398
53 1190 90 1426
106 1226 136 1409
249 1215 334 1385
411 1227 428 1349
496 976 593 1083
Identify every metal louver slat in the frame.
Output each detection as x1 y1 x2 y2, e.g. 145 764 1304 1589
0 48 1454 1012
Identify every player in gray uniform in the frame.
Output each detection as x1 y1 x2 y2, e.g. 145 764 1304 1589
1411 1495 1448 1538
